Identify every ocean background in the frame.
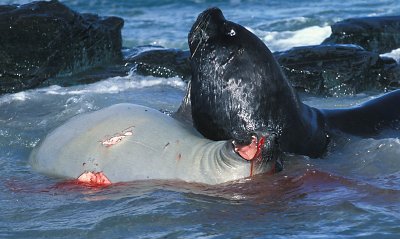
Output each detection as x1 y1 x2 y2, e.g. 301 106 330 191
1 0 400 238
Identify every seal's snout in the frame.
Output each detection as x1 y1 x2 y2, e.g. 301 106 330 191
77 171 111 186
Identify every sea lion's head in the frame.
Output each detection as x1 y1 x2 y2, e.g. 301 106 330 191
189 8 301 166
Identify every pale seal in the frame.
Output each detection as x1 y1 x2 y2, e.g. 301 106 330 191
30 104 278 185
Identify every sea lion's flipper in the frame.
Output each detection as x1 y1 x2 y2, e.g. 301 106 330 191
173 81 193 126
322 89 400 136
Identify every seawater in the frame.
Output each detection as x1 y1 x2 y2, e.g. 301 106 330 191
1 0 400 238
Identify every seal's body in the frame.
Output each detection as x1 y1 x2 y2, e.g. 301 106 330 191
30 104 275 185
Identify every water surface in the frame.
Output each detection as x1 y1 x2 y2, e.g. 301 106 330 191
1 0 400 238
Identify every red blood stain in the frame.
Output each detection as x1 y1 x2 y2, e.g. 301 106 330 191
249 136 266 177
77 171 111 186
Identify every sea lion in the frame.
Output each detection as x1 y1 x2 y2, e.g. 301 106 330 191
187 7 400 159
30 104 279 185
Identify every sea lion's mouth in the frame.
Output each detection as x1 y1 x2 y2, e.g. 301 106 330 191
231 131 283 176
232 135 265 161
232 133 267 177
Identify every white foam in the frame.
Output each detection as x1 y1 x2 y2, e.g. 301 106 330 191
63 75 186 95
252 25 332 52
0 92 29 105
380 48 400 63
0 73 186 105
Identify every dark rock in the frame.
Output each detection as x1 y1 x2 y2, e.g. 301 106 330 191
43 64 130 88
124 44 400 96
274 44 400 96
43 46 192 89
0 0 124 94
322 16 400 54
124 46 191 82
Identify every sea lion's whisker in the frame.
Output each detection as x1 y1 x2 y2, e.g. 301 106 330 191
191 38 202 58
190 18 211 58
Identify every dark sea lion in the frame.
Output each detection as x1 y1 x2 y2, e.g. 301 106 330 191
187 7 400 159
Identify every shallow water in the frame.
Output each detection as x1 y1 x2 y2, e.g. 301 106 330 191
1 0 400 238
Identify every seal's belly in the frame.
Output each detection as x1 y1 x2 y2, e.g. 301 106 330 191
30 104 206 183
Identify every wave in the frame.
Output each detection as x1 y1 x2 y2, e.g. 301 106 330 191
249 25 332 52
0 73 186 105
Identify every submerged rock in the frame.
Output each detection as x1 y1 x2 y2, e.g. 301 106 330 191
274 44 400 96
322 16 400 54
0 0 123 94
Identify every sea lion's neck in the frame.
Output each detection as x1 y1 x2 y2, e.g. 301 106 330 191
277 94 329 158
263 72 329 158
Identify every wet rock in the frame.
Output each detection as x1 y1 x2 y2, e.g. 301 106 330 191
125 44 400 96
274 44 400 96
0 0 124 94
322 16 400 54
124 46 191 82
44 46 192 88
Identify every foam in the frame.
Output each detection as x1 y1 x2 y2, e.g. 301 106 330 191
46 76 186 96
380 48 400 63
0 73 186 105
251 26 332 52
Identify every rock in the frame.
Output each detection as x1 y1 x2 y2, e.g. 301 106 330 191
322 16 400 54
0 0 123 94
44 46 192 88
34 46 192 89
124 46 191 82
274 44 400 96
124 44 400 96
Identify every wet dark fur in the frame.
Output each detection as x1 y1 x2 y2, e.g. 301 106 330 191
186 8 400 158
188 8 328 157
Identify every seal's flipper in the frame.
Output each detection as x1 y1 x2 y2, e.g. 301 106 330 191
77 171 111 186
322 89 400 136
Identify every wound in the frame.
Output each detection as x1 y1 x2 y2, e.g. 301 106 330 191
101 127 134 147
177 153 182 161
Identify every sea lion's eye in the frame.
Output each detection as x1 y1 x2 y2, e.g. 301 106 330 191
223 22 236 37
227 28 236 37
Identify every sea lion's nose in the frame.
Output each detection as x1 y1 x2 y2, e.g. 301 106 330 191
201 7 225 24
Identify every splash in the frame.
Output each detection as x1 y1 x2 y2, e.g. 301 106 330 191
380 48 400 63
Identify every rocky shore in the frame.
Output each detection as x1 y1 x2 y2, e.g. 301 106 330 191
0 0 123 94
1 0 399 96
